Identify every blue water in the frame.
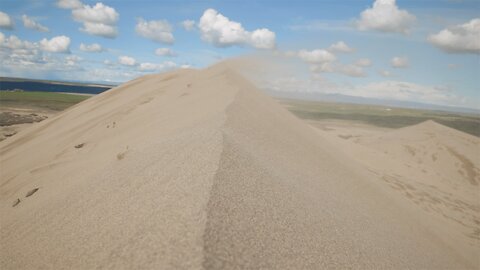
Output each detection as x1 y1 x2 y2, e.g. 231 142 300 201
0 81 112 94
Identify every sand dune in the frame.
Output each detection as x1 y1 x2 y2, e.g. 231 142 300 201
1 63 478 269
360 120 479 187
309 119 480 268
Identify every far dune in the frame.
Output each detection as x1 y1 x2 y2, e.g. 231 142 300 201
305 118 480 265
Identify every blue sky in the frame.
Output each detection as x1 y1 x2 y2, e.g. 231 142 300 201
0 0 479 108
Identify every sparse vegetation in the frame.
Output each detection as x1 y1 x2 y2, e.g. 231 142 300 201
281 99 480 137
0 91 90 111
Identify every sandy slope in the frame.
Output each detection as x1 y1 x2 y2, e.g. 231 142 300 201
308 119 480 268
0 63 477 269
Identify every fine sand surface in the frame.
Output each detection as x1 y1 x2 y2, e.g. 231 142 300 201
1 62 479 269
307 119 480 267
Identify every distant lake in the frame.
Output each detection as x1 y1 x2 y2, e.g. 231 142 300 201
0 80 113 94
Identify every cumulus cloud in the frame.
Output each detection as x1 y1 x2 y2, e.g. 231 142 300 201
39 36 71 53
79 43 103 52
198 8 276 49
356 0 416 34
298 49 336 63
0 33 82 79
428 18 480 54
138 61 176 71
250 28 276 49
355 58 372 67
0 11 14 30
391 56 409 68
155 47 177 57
118 55 136 66
181 20 195 31
22 15 49 32
328 41 354 53
0 34 35 50
72 3 119 38
56 0 83 9
72 3 118 24
135 18 174 44
81 22 117 38
296 48 369 77
0 34 70 55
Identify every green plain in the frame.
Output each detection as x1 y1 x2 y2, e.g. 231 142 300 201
281 99 480 137
0 91 91 111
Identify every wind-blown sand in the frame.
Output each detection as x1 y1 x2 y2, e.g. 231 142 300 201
1 63 478 269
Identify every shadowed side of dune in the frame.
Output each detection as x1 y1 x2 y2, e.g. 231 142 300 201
201 70 473 269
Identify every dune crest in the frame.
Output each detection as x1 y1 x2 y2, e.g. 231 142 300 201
0 63 477 269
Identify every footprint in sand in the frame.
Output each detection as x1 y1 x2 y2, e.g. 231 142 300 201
75 143 85 149
26 188 39 197
12 198 20 207
117 146 129 160
12 188 40 207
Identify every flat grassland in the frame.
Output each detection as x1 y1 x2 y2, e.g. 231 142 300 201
0 91 91 111
281 99 480 137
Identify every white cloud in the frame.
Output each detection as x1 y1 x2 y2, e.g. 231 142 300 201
428 18 480 54
0 34 35 51
155 47 177 57
198 9 247 47
198 8 276 49
56 0 83 9
72 3 118 24
379 70 392 77
22 15 49 32
391 56 409 68
298 49 336 63
356 0 416 34
267 75 462 106
72 3 119 38
181 20 195 31
118 55 136 66
135 18 174 44
79 43 103 52
0 11 14 30
138 61 176 71
311 62 367 77
328 41 354 53
81 22 117 38
0 34 83 78
39 36 71 53
355 58 372 67
250 28 276 49
297 48 368 77
65 55 82 66
350 81 458 105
